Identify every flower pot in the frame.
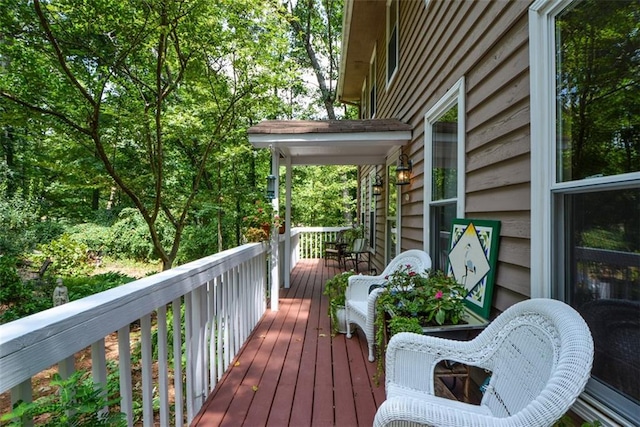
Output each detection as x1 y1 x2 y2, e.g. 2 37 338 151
335 306 348 334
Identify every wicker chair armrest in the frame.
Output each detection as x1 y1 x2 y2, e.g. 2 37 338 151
384 332 486 396
374 396 512 427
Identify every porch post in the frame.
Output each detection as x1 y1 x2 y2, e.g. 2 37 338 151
270 147 280 311
284 157 292 288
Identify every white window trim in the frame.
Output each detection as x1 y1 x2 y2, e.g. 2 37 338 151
360 173 367 229
361 80 367 119
386 0 399 87
369 47 377 119
386 153 401 262
530 2 640 424
368 169 377 253
423 77 466 253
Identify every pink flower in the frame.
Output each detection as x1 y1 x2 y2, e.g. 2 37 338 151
409 271 416 277
435 290 443 300
405 264 412 268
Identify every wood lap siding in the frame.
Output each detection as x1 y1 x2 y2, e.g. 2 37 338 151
365 0 533 311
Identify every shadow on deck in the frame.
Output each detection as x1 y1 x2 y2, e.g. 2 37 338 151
191 259 476 427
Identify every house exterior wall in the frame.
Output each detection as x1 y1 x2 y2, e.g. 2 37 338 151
361 0 532 312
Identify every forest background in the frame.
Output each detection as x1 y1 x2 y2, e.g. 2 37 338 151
0 0 356 322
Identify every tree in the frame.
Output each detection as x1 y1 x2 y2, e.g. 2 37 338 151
276 0 343 120
0 0 293 269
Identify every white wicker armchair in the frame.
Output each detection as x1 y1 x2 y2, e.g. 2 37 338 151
345 249 432 362
374 298 594 427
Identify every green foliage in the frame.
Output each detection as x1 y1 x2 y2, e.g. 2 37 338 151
0 166 65 256
290 165 357 226
0 256 54 323
323 270 355 335
67 222 112 254
63 272 133 302
108 208 172 262
373 268 469 380
34 233 93 277
387 316 423 336
553 414 603 427
131 304 186 374
1 370 125 426
379 268 468 327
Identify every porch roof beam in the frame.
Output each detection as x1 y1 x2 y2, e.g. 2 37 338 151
248 119 412 166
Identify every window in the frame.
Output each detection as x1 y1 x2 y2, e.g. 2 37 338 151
369 49 377 118
386 158 399 264
368 170 377 250
424 78 465 271
360 174 366 227
386 0 398 85
360 81 367 119
530 0 639 423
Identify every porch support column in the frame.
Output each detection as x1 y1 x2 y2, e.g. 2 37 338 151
284 156 292 288
270 147 280 312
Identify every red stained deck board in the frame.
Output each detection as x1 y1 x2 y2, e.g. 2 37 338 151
192 259 382 427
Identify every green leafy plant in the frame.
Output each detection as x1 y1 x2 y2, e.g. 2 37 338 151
242 200 282 242
553 414 603 427
0 256 53 323
323 270 355 336
380 268 468 327
33 233 93 277
1 370 125 426
340 224 364 248
373 267 469 380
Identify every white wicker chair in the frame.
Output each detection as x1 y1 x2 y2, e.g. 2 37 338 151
374 298 594 427
345 249 432 362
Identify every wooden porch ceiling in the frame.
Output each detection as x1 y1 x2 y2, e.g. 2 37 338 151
247 119 412 165
191 259 385 426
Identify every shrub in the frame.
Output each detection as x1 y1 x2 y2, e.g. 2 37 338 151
1 369 125 426
64 272 134 301
0 256 54 323
108 208 172 262
34 233 93 277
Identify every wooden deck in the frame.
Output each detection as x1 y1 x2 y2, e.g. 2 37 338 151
191 258 476 427
191 259 385 426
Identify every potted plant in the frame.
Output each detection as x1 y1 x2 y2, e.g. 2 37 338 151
323 270 355 336
242 200 282 242
373 266 469 376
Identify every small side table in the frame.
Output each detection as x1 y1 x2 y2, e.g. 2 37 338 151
435 361 471 402
383 308 489 402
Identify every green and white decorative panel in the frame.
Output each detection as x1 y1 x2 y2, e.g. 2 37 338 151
447 219 501 319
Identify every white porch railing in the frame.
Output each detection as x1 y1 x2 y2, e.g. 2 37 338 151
0 227 347 426
291 226 349 260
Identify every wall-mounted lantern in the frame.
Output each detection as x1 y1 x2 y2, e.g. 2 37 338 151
396 154 413 185
266 174 276 200
372 174 384 197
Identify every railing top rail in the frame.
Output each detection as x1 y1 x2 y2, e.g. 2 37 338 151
292 226 351 233
0 242 267 392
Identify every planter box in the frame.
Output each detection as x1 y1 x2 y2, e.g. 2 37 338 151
384 307 488 344
420 307 489 337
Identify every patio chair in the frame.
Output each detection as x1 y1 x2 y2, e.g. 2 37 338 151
374 298 594 427
345 249 432 362
324 231 347 268
344 237 372 273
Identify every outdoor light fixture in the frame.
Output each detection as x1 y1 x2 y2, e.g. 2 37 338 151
396 154 413 185
266 174 276 200
372 174 383 197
